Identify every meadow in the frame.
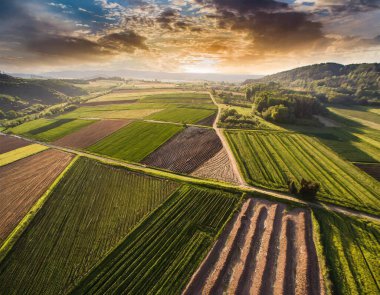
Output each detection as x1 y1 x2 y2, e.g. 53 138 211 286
313 209 380 295
88 121 183 162
146 106 216 124
329 106 380 129
0 157 179 294
72 185 242 295
225 130 380 215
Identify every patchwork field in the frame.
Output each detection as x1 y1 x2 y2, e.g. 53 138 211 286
0 135 30 154
313 209 380 295
53 119 130 149
0 157 179 294
82 99 138 106
7 118 95 142
146 107 216 124
0 149 73 244
140 92 212 104
88 121 183 162
191 148 239 184
142 127 223 173
0 144 48 166
185 198 324 295
225 130 380 215
72 185 241 294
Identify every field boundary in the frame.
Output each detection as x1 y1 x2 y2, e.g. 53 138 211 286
0 155 79 264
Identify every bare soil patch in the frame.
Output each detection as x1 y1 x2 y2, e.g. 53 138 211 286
196 113 217 126
141 126 222 174
184 199 324 295
191 148 239 184
0 135 30 154
354 163 380 181
53 119 130 149
0 149 73 244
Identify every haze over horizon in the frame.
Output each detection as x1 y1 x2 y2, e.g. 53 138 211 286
1 0 380 75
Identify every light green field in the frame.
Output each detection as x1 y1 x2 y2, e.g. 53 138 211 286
140 92 212 104
225 130 380 215
0 157 179 294
90 89 190 102
0 144 48 166
147 107 216 124
88 121 183 162
7 118 95 142
329 106 380 130
313 209 380 295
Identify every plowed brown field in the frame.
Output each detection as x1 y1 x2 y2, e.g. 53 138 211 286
53 119 130 149
196 113 217 126
0 135 30 154
141 127 222 173
0 149 73 244
191 148 239 184
185 199 325 295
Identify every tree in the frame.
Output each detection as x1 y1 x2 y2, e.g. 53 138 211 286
298 179 320 201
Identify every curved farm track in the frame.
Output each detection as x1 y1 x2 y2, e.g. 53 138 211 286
185 198 325 295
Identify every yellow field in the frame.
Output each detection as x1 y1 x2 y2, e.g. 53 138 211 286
0 144 49 166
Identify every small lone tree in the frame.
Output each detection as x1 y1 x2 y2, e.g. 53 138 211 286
298 178 320 201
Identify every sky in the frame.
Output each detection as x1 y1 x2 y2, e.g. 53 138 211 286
0 0 379 75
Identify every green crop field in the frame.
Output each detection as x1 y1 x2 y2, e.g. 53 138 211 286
0 144 48 166
0 157 179 294
72 185 241 295
88 121 183 162
313 209 380 295
140 92 213 104
6 118 95 142
225 130 380 215
147 107 216 124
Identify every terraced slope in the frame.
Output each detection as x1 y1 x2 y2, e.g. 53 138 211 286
72 185 241 295
0 158 179 294
185 199 324 295
225 130 380 215
0 149 73 244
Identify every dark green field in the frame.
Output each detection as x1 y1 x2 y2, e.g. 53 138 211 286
0 157 179 294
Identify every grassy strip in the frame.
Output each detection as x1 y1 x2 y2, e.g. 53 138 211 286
311 209 333 295
0 144 48 166
0 155 79 263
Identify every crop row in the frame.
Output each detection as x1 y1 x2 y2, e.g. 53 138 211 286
72 185 242 295
0 157 179 294
225 130 380 215
313 209 380 295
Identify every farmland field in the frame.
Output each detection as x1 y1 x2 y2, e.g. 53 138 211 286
142 127 223 173
6 118 95 142
313 209 380 295
354 163 380 181
147 107 216 124
185 198 325 295
0 144 48 166
192 148 239 183
53 119 130 149
140 92 213 104
225 130 380 215
0 149 73 244
88 121 183 162
72 185 241 295
0 135 30 154
0 157 179 294
329 106 380 130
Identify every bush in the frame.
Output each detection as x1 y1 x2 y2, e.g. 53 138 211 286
288 178 320 201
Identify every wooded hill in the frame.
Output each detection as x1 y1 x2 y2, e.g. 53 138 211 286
244 63 380 105
0 73 86 119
